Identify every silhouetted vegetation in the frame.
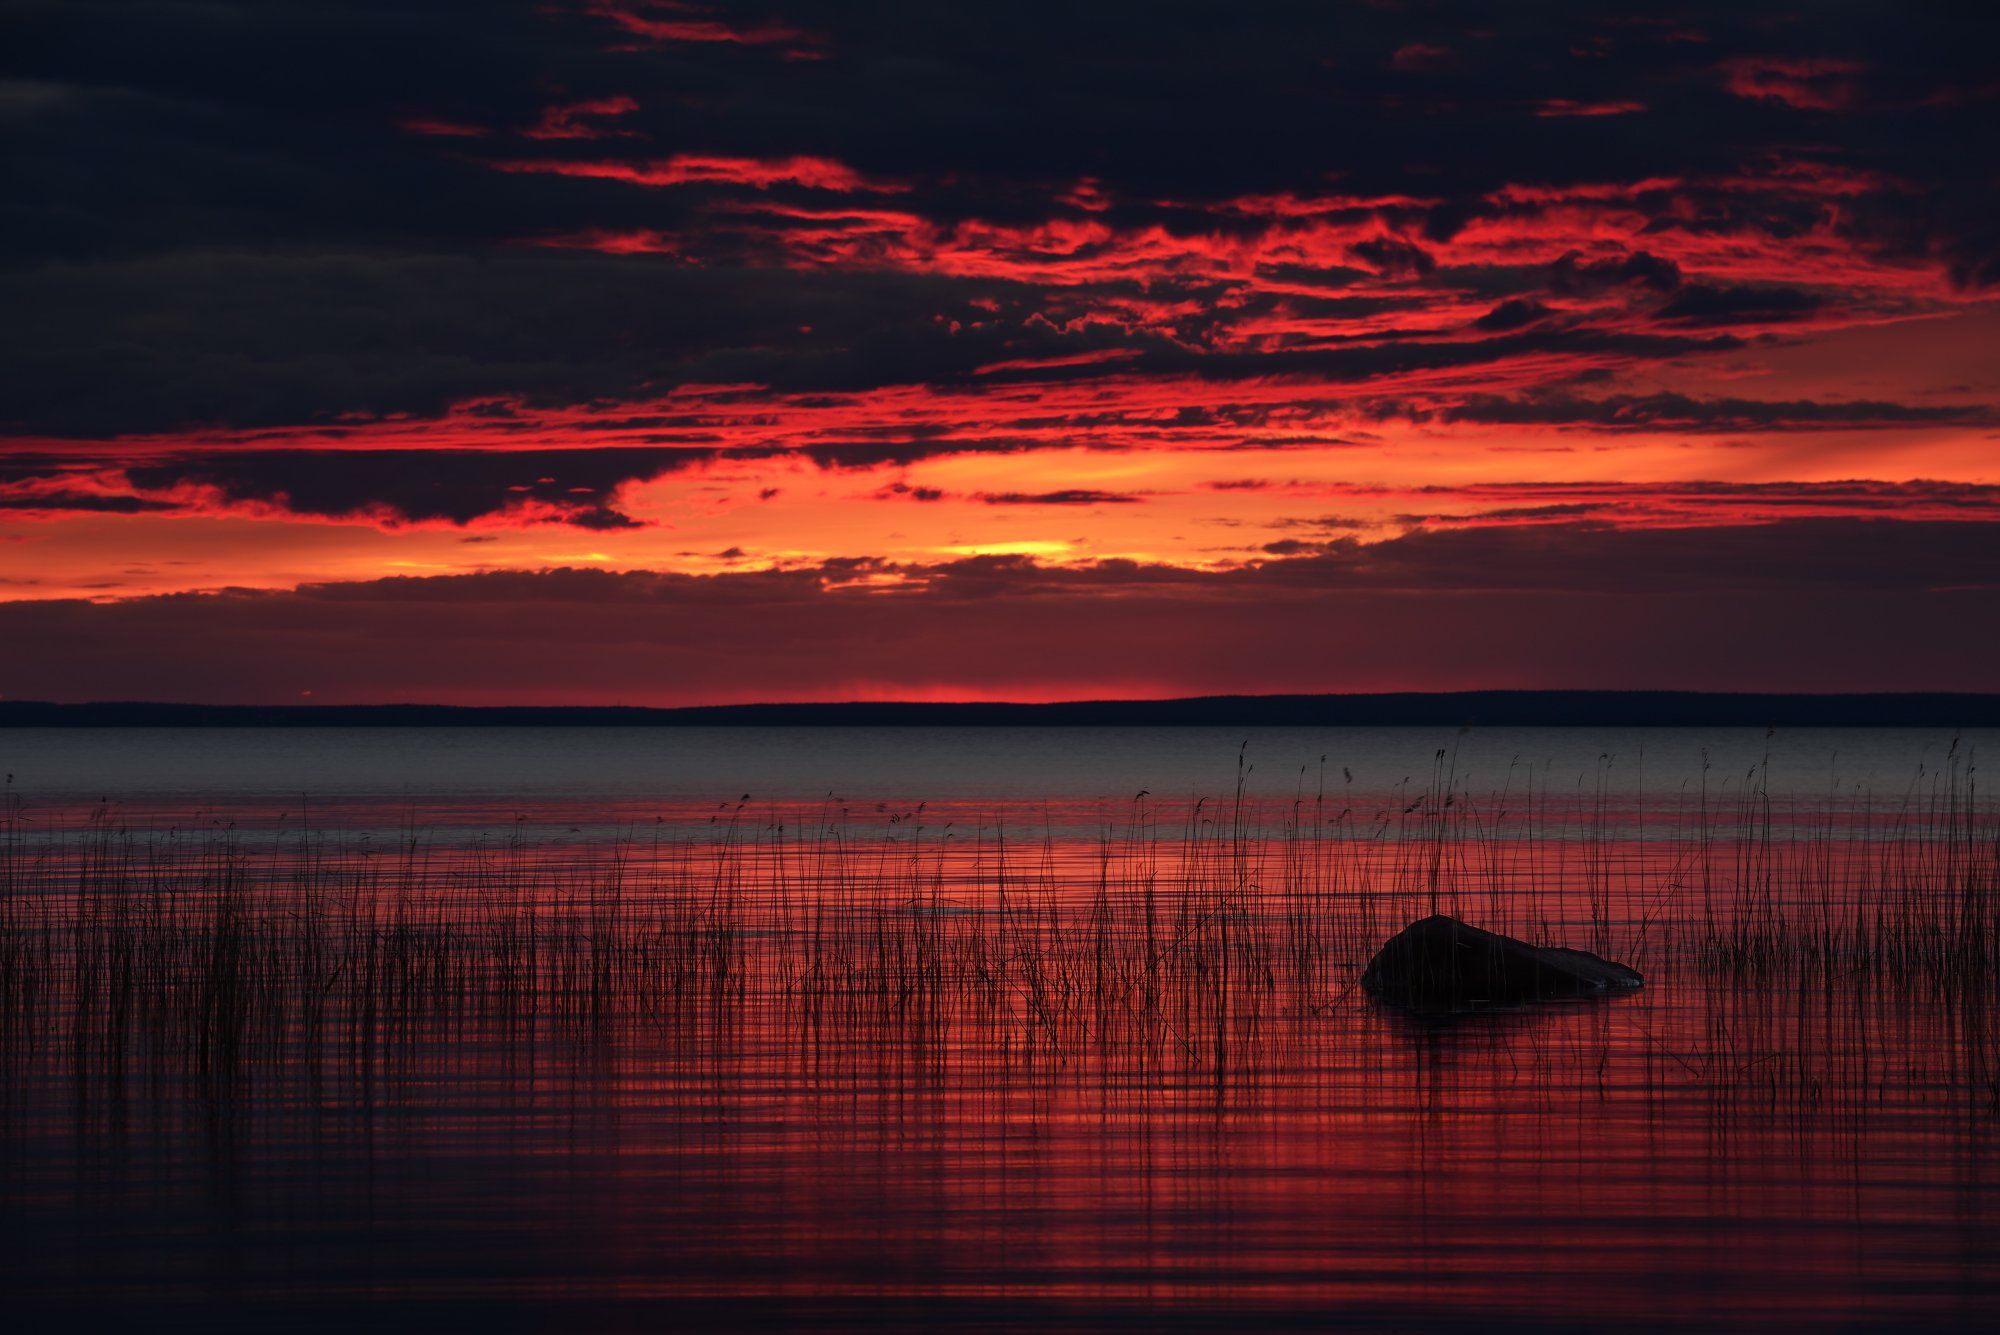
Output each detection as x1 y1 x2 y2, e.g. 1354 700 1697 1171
3 744 1994 1121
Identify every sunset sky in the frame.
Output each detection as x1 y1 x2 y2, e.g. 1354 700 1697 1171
4 1 1998 703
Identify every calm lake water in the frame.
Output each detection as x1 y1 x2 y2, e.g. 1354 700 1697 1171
3 722 1986 799
3 726 1998 1330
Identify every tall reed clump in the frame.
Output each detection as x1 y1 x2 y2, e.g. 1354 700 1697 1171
1 747 1996 1125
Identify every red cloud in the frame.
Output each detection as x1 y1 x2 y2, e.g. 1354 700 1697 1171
1719 57 1866 111
583 2 815 51
1391 42 1452 72
523 95 640 141
496 153 903 192
398 116 490 138
1535 99 1647 118
522 154 1962 333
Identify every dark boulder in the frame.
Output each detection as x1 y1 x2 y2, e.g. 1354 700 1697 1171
1361 914 1643 1013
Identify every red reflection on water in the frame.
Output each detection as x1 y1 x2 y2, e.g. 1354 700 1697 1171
3 783 1999 1328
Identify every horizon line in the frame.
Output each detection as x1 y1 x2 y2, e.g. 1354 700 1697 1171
6 689 2000 728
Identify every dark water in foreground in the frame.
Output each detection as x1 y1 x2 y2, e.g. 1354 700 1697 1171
3 726 1999 1330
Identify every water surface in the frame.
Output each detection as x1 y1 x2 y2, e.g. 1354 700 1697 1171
2 725 1996 1330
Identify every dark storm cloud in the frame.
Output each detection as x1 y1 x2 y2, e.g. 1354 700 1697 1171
0 438 1162 528
2 0 1996 450
1290 516 2000 593
977 490 1143 506
0 491 178 515
1653 284 1826 326
0 250 1029 437
1416 393 1995 432
120 448 716 528
1401 479 2000 517
1473 298 1554 332
0 446 688 527
898 519 2000 597
4 520 1997 702
11 3 1995 232
0 244 1759 443
1545 251 1685 296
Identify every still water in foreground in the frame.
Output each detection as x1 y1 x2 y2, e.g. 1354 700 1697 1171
2 726 1998 1329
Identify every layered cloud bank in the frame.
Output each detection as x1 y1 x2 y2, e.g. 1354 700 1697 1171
3 2 1997 699
6 520 1996 703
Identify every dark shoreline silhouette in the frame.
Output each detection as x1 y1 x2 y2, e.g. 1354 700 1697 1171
4 690 2000 728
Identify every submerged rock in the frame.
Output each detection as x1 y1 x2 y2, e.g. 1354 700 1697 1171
1361 914 1643 1013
